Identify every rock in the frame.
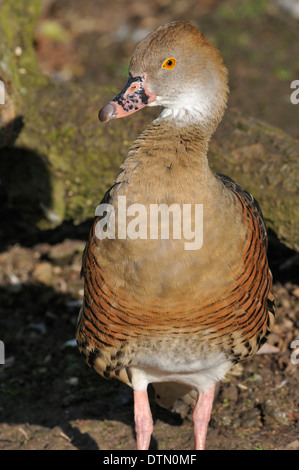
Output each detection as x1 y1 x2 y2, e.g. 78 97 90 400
221 384 239 403
65 377 79 386
239 407 262 428
34 243 51 256
292 286 299 299
210 413 233 429
0 246 36 283
284 439 299 450
275 0 299 19
28 322 47 334
48 239 85 264
262 399 291 426
32 262 54 285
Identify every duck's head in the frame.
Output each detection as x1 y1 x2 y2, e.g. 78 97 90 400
99 21 228 132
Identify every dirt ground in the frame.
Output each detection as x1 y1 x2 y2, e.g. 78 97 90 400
0 0 299 451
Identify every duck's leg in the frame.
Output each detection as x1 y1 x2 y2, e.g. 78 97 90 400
134 389 153 450
192 384 215 450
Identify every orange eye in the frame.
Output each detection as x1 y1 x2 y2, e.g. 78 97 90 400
162 58 176 69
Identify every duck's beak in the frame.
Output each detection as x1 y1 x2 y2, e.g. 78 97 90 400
98 74 156 122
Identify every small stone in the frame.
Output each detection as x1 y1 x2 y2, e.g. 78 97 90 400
237 383 248 391
65 377 79 386
62 339 77 348
48 239 85 263
280 297 291 309
210 413 232 428
53 266 62 275
28 322 47 335
222 384 239 402
32 262 54 285
285 439 299 450
240 407 262 428
247 373 262 383
262 399 291 426
292 286 299 299
14 46 22 56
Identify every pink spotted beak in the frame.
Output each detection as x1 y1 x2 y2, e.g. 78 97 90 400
98 74 157 122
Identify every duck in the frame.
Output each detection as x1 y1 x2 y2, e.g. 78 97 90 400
76 21 275 450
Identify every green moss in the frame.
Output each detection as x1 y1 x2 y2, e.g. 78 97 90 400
216 0 268 21
0 0 47 111
274 67 292 81
38 20 70 42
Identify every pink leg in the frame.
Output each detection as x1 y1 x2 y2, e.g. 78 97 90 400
134 389 153 450
192 384 215 450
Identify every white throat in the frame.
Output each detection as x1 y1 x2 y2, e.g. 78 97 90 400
150 87 222 126
158 104 210 125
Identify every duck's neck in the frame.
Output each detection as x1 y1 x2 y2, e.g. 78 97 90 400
127 120 211 167
115 120 218 204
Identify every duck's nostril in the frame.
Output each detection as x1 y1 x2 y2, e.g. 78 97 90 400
128 83 140 94
98 103 116 122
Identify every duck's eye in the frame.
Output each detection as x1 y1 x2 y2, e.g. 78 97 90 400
162 58 176 69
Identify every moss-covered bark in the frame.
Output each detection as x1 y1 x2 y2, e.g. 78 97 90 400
0 0 298 251
210 111 299 252
0 0 47 106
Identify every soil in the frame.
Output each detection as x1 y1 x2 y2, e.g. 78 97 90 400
0 0 299 451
